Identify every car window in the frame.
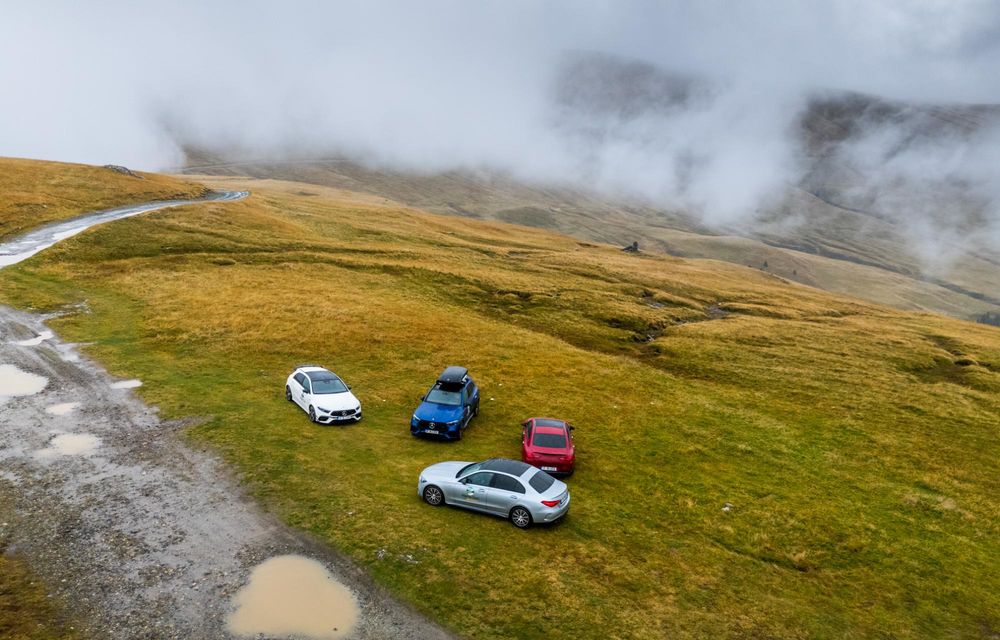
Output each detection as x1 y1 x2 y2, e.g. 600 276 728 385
528 470 556 493
533 432 567 448
309 375 348 394
491 474 525 494
294 372 306 386
426 388 462 405
463 472 493 487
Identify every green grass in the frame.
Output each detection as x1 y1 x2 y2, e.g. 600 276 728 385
1 174 998 639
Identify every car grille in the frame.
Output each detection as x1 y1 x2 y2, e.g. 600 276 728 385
331 409 356 417
417 420 447 429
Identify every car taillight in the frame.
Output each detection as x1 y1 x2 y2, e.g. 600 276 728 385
541 499 561 507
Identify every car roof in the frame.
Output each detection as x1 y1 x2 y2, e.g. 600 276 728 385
438 366 469 384
480 458 533 477
295 365 331 375
533 425 568 436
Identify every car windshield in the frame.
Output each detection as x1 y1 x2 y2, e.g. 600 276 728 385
535 419 566 428
425 388 462 406
457 461 484 478
533 432 567 448
309 374 348 394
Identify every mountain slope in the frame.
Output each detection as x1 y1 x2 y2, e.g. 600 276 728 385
180 54 1000 324
2 168 997 639
0 157 208 242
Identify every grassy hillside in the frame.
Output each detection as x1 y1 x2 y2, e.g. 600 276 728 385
181 154 1000 322
0 157 207 241
2 174 998 639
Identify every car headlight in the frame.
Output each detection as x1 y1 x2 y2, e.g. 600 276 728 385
446 419 460 426
411 414 419 422
419 475 427 484
318 407 331 414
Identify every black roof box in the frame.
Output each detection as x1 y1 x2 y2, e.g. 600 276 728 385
438 366 469 384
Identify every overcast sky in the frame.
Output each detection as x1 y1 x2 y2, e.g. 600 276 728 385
2 0 999 251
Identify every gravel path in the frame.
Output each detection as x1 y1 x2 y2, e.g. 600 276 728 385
0 194 455 639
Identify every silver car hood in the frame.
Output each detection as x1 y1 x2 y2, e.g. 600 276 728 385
422 461 470 481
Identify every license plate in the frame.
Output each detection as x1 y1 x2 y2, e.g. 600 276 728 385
425 429 439 435
541 466 557 471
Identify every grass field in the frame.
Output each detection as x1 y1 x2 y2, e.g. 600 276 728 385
182 153 1000 321
1 170 998 638
0 157 207 242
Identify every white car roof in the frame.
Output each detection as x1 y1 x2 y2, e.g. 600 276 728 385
295 365 329 374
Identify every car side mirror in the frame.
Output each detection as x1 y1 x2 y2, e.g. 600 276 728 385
347 384 352 390
303 390 311 396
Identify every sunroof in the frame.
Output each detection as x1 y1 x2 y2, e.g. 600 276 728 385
482 458 531 476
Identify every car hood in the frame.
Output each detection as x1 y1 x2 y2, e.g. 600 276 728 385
414 402 463 423
312 391 360 412
421 461 470 482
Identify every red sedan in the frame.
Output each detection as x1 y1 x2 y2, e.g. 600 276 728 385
521 418 576 475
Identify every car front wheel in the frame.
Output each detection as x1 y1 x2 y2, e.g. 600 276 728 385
308 406 317 422
285 386 293 402
423 485 444 506
510 506 532 529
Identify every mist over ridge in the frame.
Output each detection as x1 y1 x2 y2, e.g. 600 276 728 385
3 1 1000 267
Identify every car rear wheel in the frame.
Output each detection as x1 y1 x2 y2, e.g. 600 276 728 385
423 485 444 506
510 506 532 529
285 386 293 402
308 406 317 422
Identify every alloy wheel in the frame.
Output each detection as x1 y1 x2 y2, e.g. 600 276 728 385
510 507 531 528
423 486 444 506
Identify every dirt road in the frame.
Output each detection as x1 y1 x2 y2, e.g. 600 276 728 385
0 198 454 639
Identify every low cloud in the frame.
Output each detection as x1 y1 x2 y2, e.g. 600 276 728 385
2 1 999 260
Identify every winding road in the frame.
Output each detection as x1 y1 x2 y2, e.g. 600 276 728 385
0 192 453 639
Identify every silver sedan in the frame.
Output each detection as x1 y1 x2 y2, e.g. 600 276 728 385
417 457 570 528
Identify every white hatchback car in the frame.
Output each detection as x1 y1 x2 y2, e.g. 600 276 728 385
285 365 362 424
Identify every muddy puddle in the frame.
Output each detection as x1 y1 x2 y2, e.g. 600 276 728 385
13 330 54 346
45 402 80 416
110 379 142 389
0 363 48 399
227 555 359 639
35 433 100 458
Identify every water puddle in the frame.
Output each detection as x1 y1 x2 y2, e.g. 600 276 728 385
13 330 54 346
0 364 48 399
45 402 80 416
35 433 100 458
110 379 142 389
227 555 359 639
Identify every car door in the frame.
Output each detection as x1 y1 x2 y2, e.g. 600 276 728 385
485 474 526 516
294 373 310 408
453 472 493 512
467 379 480 414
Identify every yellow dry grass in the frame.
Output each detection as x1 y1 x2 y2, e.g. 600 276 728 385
0 157 207 241
0 171 998 639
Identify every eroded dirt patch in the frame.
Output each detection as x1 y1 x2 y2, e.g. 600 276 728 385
0 305 453 640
